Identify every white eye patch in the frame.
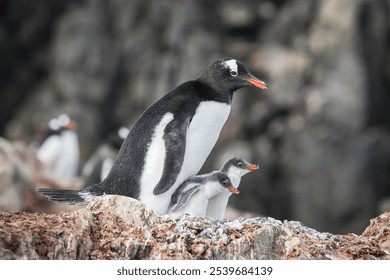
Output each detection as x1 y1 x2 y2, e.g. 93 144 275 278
223 59 238 74
58 114 70 126
48 118 61 131
118 127 130 139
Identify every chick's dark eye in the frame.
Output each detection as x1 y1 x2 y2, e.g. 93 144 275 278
237 163 243 167
222 181 227 186
230 70 238 77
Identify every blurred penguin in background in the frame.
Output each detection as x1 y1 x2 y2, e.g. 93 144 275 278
37 114 80 183
82 126 130 186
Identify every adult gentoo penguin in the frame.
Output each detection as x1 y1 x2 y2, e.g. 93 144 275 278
38 58 268 215
206 157 259 220
168 172 238 219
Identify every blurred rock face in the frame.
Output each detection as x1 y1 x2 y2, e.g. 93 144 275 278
0 0 389 234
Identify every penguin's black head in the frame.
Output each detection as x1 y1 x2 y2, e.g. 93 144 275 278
199 58 268 94
46 114 77 135
108 126 130 150
214 172 240 195
58 114 78 131
222 157 260 172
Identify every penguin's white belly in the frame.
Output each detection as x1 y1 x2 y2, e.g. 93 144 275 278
169 191 208 219
101 158 114 181
168 101 231 214
37 135 62 168
206 175 242 219
139 113 175 214
38 132 79 183
53 131 80 182
206 191 231 220
179 101 231 181
139 102 230 215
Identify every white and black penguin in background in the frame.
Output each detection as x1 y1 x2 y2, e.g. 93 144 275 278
168 172 239 219
37 114 80 183
206 157 259 220
81 126 130 187
38 58 268 215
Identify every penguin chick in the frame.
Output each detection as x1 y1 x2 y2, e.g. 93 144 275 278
206 157 259 220
168 172 238 219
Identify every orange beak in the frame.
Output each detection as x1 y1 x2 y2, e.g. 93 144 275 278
244 77 268 90
227 186 240 195
65 120 78 130
246 164 259 171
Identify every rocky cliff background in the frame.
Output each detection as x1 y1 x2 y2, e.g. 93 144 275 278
0 0 390 234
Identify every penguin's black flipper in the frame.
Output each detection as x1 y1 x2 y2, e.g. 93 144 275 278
38 188 86 205
153 118 189 195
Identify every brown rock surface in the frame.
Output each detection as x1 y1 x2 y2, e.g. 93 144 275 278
1 195 389 260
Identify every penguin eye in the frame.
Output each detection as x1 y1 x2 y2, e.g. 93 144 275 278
237 162 243 168
221 181 228 186
230 70 238 77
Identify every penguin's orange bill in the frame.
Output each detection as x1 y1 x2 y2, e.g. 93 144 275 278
246 164 259 171
244 78 268 90
227 187 240 195
65 120 78 130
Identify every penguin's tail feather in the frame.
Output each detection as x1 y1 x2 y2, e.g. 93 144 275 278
38 188 90 205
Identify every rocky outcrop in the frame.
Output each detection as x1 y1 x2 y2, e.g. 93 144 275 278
1 195 389 260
